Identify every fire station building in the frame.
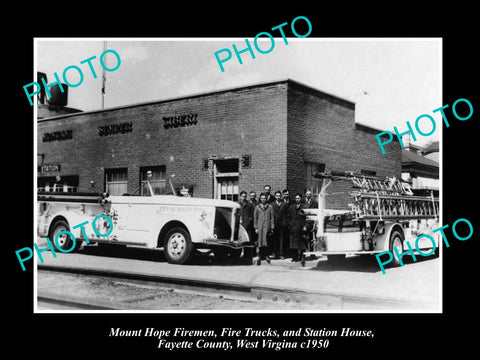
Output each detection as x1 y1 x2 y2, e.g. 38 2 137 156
37 79 402 209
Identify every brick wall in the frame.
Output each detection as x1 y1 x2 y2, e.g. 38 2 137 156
353 124 402 178
286 81 402 209
37 79 402 205
37 82 288 197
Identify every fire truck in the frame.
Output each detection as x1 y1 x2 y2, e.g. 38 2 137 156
303 171 440 266
37 173 252 264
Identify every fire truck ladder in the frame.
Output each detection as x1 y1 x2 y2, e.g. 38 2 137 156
313 171 439 221
352 192 439 221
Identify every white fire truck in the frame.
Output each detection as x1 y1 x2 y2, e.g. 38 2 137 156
303 171 440 266
37 174 252 264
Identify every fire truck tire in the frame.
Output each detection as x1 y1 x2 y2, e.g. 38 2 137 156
389 230 404 266
49 219 82 253
163 227 193 264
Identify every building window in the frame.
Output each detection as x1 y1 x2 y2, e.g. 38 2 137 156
218 177 239 201
105 168 128 195
304 162 325 195
38 175 79 192
139 166 166 195
214 158 239 201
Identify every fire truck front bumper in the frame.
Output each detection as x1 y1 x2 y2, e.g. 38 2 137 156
201 238 256 249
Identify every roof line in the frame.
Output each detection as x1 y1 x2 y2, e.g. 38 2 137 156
37 78 355 122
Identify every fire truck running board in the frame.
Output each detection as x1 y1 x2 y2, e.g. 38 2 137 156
305 251 384 256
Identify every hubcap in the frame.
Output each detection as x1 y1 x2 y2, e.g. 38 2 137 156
54 225 68 247
167 233 186 260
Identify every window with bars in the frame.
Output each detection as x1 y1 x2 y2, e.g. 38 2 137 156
215 159 239 201
218 177 239 201
139 166 167 195
304 162 325 195
105 168 128 195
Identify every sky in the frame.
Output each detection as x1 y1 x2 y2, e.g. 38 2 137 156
36 38 442 146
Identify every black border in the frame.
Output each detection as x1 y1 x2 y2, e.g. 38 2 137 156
9 7 479 356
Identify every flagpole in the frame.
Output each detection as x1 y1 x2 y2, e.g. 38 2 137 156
102 40 106 109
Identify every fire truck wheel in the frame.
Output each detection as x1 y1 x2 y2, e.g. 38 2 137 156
163 227 193 264
49 219 82 253
389 230 404 266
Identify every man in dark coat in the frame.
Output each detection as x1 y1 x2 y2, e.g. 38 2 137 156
302 189 318 209
249 191 257 206
263 185 276 204
253 193 275 265
248 191 258 244
271 191 288 259
238 191 254 237
282 189 294 257
282 189 294 206
302 189 318 251
287 193 307 264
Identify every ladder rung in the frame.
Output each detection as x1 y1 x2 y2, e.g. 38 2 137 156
354 192 438 220
359 193 439 202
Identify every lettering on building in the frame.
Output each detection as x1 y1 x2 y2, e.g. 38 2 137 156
38 164 61 173
163 113 198 129
42 130 73 142
98 122 133 136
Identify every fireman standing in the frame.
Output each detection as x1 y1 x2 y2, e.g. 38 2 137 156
303 189 318 251
253 193 275 265
271 191 288 259
287 193 307 266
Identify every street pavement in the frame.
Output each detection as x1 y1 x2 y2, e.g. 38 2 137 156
35 241 441 312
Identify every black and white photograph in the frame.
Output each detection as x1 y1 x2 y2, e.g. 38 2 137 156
8 9 479 357
33 37 443 313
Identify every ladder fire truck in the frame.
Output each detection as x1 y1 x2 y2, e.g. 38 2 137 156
303 171 440 267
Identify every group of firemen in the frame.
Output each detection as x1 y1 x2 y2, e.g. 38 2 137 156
238 185 318 266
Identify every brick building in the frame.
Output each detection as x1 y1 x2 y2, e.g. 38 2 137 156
37 79 402 209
